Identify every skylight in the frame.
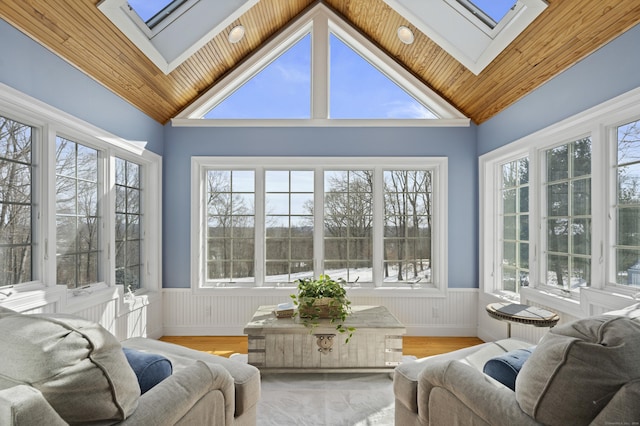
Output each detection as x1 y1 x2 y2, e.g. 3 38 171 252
383 0 548 74
457 0 517 28
128 0 189 29
98 0 257 73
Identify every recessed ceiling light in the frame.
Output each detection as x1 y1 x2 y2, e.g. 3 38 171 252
228 25 245 44
397 25 414 45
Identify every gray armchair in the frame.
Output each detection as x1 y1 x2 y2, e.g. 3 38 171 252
0 306 260 426
394 304 640 426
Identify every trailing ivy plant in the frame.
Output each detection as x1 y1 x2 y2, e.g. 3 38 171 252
290 274 356 343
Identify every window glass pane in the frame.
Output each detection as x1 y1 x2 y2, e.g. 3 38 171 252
204 34 311 119
265 170 313 283
115 158 143 290
499 157 529 293
547 145 569 182
383 170 432 284
458 0 517 26
324 170 373 283
56 137 100 289
207 169 255 283
615 119 640 286
330 34 437 119
0 116 33 286
544 139 591 290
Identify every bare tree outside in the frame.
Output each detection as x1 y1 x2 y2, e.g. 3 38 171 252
115 158 143 290
0 116 32 287
501 157 529 293
206 170 255 282
616 119 640 286
545 138 591 290
383 170 432 283
323 170 373 282
55 137 100 288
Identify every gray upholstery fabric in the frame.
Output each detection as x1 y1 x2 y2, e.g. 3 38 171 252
122 337 260 420
0 309 140 424
419 359 540 426
120 360 233 426
0 386 67 426
516 315 640 426
394 339 530 419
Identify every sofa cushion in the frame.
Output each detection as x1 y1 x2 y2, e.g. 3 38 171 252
516 315 640 426
0 309 140 424
483 346 534 391
123 347 173 393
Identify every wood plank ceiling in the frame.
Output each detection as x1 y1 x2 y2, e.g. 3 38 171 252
1 0 639 125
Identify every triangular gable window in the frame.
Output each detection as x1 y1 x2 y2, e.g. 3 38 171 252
174 3 468 127
204 34 311 119
329 34 436 120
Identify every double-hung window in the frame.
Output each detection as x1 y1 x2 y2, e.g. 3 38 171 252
193 157 447 290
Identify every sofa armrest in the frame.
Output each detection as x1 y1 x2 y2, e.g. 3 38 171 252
0 385 67 426
419 359 540 426
122 360 235 426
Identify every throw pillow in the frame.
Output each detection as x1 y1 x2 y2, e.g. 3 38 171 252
482 346 535 391
123 347 173 393
0 311 140 424
515 315 640 426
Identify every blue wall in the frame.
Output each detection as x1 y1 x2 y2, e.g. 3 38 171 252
478 23 640 155
0 19 163 154
162 125 478 288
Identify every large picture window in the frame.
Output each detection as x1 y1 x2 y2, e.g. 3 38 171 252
0 116 33 287
193 157 447 290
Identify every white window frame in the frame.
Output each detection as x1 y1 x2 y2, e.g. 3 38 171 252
191 156 448 296
0 83 162 307
480 87 640 316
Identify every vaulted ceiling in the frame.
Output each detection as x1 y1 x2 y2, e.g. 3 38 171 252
1 0 639 125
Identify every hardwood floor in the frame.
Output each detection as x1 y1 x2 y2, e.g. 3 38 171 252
159 335 484 359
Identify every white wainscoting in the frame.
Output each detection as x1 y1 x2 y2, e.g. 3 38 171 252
0 285 163 341
162 288 479 336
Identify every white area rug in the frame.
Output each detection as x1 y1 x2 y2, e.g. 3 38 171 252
231 354 415 426
257 372 395 426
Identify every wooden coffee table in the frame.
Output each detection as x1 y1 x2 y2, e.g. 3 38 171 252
243 305 406 373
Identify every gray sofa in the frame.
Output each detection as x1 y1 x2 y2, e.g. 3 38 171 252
0 306 260 425
394 303 640 426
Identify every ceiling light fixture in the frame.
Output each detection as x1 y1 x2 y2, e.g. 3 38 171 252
397 25 414 45
228 25 245 43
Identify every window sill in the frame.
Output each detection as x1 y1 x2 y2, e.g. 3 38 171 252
191 284 447 298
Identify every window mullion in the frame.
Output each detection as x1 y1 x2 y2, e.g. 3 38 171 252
372 167 383 287
255 167 265 286
314 167 324 275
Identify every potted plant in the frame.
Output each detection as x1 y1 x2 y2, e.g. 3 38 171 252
290 274 355 342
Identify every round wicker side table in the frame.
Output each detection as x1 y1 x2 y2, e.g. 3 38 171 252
486 302 559 338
